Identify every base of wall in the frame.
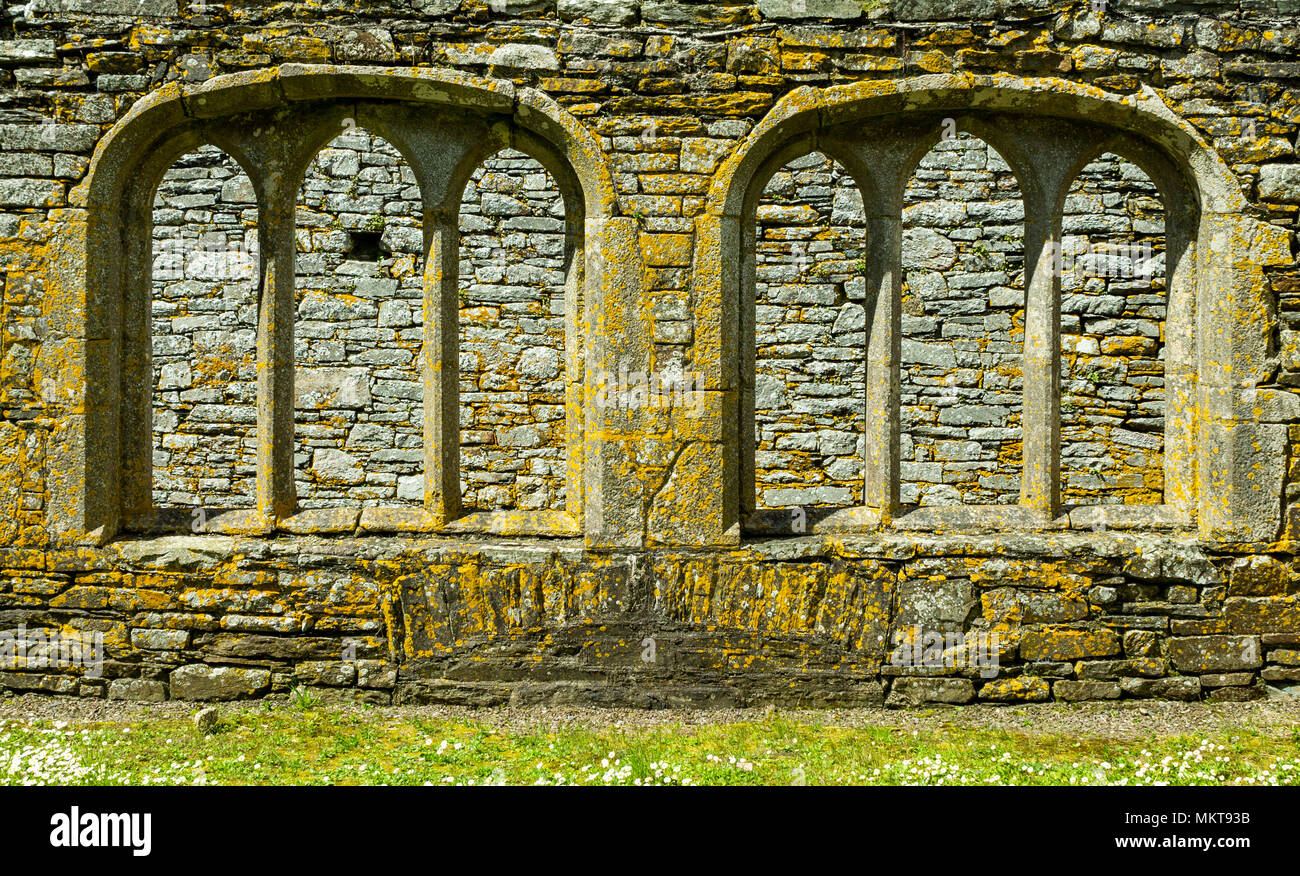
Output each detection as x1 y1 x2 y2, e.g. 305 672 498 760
3 532 1297 708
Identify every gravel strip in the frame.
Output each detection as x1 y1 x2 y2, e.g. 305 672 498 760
1 693 1299 741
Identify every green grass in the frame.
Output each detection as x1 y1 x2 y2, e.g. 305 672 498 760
0 705 1297 786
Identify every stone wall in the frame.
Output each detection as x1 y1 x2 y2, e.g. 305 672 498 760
152 146 259 512
900 134 1028 507
0 0 1298 707
457 148 569 513
294 129 426 509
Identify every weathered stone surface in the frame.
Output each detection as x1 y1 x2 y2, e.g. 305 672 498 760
1054 680 1122 701
1075 658 1165 679
1167 636 1262 672
558 0 639 23
1227 556 1292 596
107 678 168 702
1119 676 1202 701
1208 684 1264 702
294 661 358 687
1225 597 1300 635
1259 164 1300 203
757 0 861 18
886 677 975 706
982 589 1089 625
1020 629 1121 662
488 44 560 70
1200 671 1255 687
979 675 1051 702
194 706 219 733
169 665 271 701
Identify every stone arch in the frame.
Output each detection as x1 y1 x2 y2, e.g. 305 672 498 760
54 66 623 544
694 74 1282 545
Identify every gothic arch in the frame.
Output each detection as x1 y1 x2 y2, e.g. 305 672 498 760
53 65 625 544
693 74 1286 545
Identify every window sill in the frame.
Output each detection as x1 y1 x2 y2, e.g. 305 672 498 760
743 503 1190 536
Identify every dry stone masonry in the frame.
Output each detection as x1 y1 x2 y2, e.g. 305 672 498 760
293 129 426 510
900 133 1028 507
0 0 1298 707
151 146 259 514
457 148 570 514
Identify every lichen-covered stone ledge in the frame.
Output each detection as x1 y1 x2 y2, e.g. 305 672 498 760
0 532 1294 707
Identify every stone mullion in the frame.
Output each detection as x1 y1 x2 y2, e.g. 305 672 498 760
256 181 298 522
120 193 155 524
739 210 757 522
425 212 461 525
1020 202 1063 519
863 212 900 518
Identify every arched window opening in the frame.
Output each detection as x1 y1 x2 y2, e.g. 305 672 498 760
1060 152 1167 507
899 132 1026 507
293 128 425 509
456 148 568 514
750 151 868 527
150 145 259 518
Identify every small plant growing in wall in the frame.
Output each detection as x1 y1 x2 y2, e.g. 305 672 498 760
290 685 320 710
364 214 385 233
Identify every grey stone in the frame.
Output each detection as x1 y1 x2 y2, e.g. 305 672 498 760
902 228 957 271
488 44 560 70
1119 676 1202 701
1259 164 1300 203
0 178 62 208
295 661 358 687
61 0 178 12
1167 635 1263 672
313 448 366 485
1054 680 1122 701
107 679 168 702
0 41 57 63
131 629 189 650
887 677 975 707
757 0 862 18
893 0 997 19
558 0 640 23
170 665 271 701
194 706 219 734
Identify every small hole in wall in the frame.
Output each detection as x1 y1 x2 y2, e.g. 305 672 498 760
346 230 387 262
